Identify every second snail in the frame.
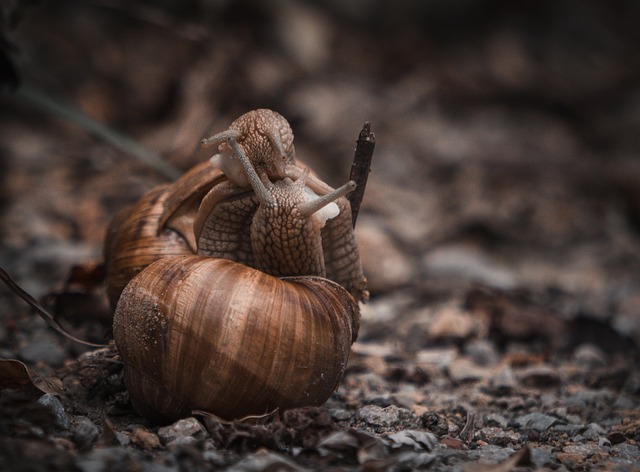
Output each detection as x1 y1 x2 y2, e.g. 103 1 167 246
106 109 370 423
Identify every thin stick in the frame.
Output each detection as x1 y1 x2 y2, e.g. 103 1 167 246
347 121 375 228
0 266 108 348
14 84 182 181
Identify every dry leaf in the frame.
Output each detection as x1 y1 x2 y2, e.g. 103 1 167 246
0 358 63 395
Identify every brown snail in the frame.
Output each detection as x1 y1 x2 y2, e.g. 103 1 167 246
106 109 368 422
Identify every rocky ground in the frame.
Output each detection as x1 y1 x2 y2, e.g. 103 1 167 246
1 1 640 470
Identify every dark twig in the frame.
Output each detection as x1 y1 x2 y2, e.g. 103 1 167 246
348 121 375 228
0 266 108 348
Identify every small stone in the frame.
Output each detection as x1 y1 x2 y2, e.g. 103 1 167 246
157 417 207 445
475 427 521 446
529 447 557 468
465 339 499 366
167 436 199 448
561 442 603 457
490 365 517 395
115 431 131 447
440 437 465 449
553 423 585 436
607 431 626 445
447 357 491 383
130 426 161 450
428 303 485 341
485 413 509 428
573 343 607 367
612 443 640 461
580 423 607 440
513 413 564 431
37 393 69 430
356 405 412 430
387 430 438 451
422 245 516 289
613 395 636 410
72 416 100 450
419 412 449 436
518 365 561 388
328 407 352 421
416 347 458 369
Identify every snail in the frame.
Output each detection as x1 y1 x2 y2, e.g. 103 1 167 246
106 109 369 422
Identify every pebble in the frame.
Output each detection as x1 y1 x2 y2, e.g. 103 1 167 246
422 245 516 290
115 431 131 447
529 447 557 468
428 304 485 340
556 443 607 466
367 393 417 410
419 412 449 436
490 365 517 395
447 358 492 383
579 422 607 441
356 405 413 431
157 417 207 445
565 388 615 410
465 339 499 366
72 416 100 450
130 426 161 450
517 365 561 388
513 413 564 431
328 407 352 421
386 430 438 451
572 343 607 367
166 436 199 448
553 423 585 436
37 393 69 430
612 443 640 461
475 427 521 446
416 347 458 370
485 413 509 428
560 442 603 458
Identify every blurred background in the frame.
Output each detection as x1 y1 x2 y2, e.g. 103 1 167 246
1 0 640 361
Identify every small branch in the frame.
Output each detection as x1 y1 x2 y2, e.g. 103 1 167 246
0 266 108 348
347 121 375 228
13 84 182 181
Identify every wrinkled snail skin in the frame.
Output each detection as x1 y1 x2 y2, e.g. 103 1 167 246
112 256 359 423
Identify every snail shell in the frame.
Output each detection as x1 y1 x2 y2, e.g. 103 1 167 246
113 256 358 423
